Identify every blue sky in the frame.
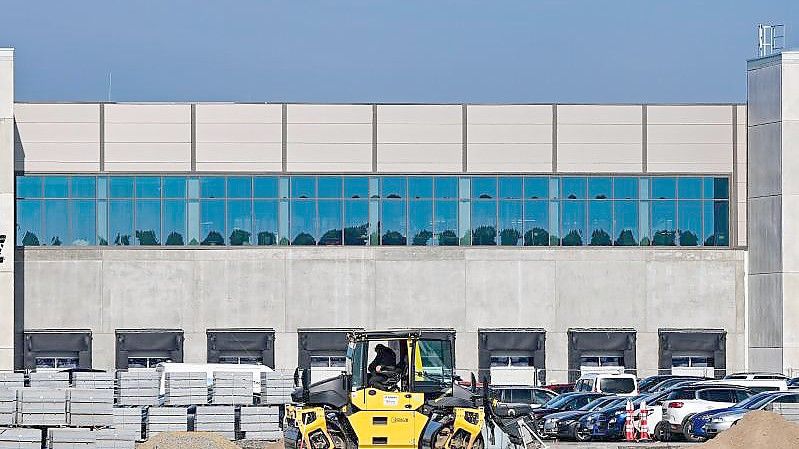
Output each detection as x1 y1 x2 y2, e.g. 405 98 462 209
1 1 797 103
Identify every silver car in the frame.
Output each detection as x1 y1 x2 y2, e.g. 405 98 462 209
703 391 799 436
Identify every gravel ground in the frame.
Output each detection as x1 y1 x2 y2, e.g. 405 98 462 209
235 440 284 449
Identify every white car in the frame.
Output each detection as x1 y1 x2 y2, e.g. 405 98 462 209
659 385 754 441
574 373 638 397
702 372 790 392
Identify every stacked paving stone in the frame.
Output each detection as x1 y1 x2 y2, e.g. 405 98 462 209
260 372 294 405
72 372 114 390
17 388 67 426
0 427 41 449
194 406 235 440
146 407 188 436
47 428 95 449
111 407 144 441
0 373 24 389
211 372 253 405
239 406 282 440
0 389 15 426
774 403 799 423
163 372 207 406
116 371 159 406
93 429 138 449
68 389 113 427
29 371 70 388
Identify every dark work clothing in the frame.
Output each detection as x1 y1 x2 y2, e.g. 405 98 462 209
368 346 398 390
368 347 397 374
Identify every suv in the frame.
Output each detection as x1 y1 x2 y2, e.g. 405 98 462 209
659 385 754 441
574 373 638 396
491 386 557 408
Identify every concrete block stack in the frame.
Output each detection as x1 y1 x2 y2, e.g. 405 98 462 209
93 429 138 449
0 389 15 426
29 371 70 389
194 406 235 440
72 372 114 390
111 407 144 440
146 407 188 436
67 389 114 427
0 373 24 389
211 372 253 405
116 371 159 406
164 372 207 406
260 372 294 405
0 427 42 449
239 406 282 440
17 388 67 426
47 428 95 449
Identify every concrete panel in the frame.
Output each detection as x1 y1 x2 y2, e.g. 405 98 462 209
104 143 191 172
105 104 190 172
782 61 799 121
104 104 190 123
780 194 799 273
636 332 659 377
648 124 731 145
466 143 552 173
748 273 783 348
748 347 783 372
546 332 569 383
556 105 642 173
456 331 478 372
196 123 281 143
467 105 551 124
781 120 799 195
647 105 732 125
195 143 282 172
377 143 462 172
275 331 298 370
195 103 282 124
14 103 98 123
286 144 372 172
22 259 103 329
0 272 11 349
378 105 462 124
748 196 782 274
748 122 782 198
647 144 733 173
287 105 372 172
557 105 641 124
0 49 12 119
747 61 781 126
558 143 643 173
781 273 799 348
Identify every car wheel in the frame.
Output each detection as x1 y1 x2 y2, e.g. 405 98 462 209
572 423 592 442
682 417 705 443
653 422 669 442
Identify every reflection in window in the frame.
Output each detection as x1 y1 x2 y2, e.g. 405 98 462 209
678 200 702 246
71 177 96 198
704 201 729 246
705 177 729 199
344 177 369 199
136 177 161 198
382 177 406 199
163 177 187 198
499 177 522 199
291 177 316 199
318 200 342 245
561 177 586 200
589 177 611 200
524 177 548 199
253 177 278 198
227 200 252 245
651 201 676 246
135 200 161 245
409 200 433 245
72 202 94 246
109 200 133 246
523 201 548 246
435 177 458 199
200 200 225 245
44 200 68 246
291 200 317 245
109 177 133 198
201 177 225 198
44 177 69 198
678 177 702 199
472 200 497 245
163 200 186 245
499 200 522 246
613 200 638 246
344 200 369 245
409 177 433 199
17 176 42 198
254 200 278 245
435 201 458 246
472 177 497 199
227 177 252 198
561 200 585 246
381 200 406 245
588 200 612 246
614 177 637 200
651 177 676 199
318 177 342 199
17 200 42 246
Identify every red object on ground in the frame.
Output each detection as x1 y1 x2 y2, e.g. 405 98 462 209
625 400 635 441
638 400 651 441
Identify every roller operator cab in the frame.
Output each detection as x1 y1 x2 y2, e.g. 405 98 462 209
284 330 486 449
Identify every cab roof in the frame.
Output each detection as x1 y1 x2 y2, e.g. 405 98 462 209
348 329 454 341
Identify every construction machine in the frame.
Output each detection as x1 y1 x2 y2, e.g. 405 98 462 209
284 330 546 449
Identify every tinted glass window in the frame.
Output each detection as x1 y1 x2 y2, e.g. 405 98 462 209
614 200 638 245
472 200 497 245
201 177 225 198
254 177 278 198
678 177 702 199
163 177 187 198
228 200 253 245
472 177 497 199
135 199 161 245
227 177 252 198
409 177 433 199
561 177 586 199
163 200 186 245
651 178 676 199
588 200 612 246
291 200 317 245
71 177 96 198
44 200 68 245
291 177 315 199
524 177 548 199
561 201 585 246
499 177 522 199
200 200 225 245
382 177 406 199
409 200 433 246
254 200 278 245
44 177 69 198
136 177 161 198
382 200 406 245
705 177 729 199
698 389 735 403
318 177 342 199
318 200 342 245
435 201 458 246
614 177 637 199
524 200 549 246
589 177 611 199
599 378 636 394
499 201 522 246
343 177 369 199
344 200 369 246
17 176 42 198
435 177 458 199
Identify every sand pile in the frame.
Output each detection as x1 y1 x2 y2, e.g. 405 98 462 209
699 410 799 449
137 431 240 449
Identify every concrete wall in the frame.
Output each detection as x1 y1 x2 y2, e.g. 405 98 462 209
0 49 13 370
15 247 746 381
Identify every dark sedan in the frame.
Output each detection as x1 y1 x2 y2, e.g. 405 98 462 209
529 392 607 422
540 396 621 440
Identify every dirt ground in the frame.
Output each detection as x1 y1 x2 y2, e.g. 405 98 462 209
135 432 283 449
697 411 799 449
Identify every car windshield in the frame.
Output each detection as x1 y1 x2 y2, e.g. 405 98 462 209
544 394 580 408
600 377 636 394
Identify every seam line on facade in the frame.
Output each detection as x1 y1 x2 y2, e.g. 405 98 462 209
462 104 467 173
552 104 557 173
99 103 105 172
731 105 738 248
282 104 288 172
642 105 647 173
190 104 196 172
372 104 377 173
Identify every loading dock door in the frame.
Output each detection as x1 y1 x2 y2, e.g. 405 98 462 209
567 329 636 382
659 329 725 378
478 329 545 386
23 330 92 370
115 329 184 370
298 329 353 384
207 329 275 367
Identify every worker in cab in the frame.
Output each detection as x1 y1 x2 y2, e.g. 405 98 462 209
368 344 398 389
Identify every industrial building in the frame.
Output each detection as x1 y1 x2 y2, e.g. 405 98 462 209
0 47 796 383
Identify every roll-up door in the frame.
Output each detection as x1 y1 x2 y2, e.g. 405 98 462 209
659 329 725 378
567 329 636 382
115 329 184 370
23 329 92 370
207 328 275 367
298 329 357 384
478 329 545 386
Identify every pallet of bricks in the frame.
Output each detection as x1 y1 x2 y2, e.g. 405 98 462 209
164 372 207 406
146 407 188 438
239 406 282 441
211 372 253 405
47 428 138 449
0 372 22 427
773 403 799 424
260 371 293 405
67 388 113 427
116 371 160 406
112 407 145 442
0 427 41 449
195 406 235 440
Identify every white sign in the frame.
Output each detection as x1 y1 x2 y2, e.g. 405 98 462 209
383 395 399 407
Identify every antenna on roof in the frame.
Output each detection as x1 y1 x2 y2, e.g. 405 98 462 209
107 71 112 102
758 24 785 57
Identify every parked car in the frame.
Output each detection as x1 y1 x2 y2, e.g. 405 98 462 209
689 391 799 440
659 385 755 441
647 377 705 393
544 383 575 394
700 372 790 392
789 377 799 388
574 373 638 396
540 396 622 440
639 375 708 393
491 385 558 409
577 390 673 442
529 392 607 422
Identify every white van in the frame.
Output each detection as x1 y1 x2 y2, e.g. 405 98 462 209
700 372 789 392
574 373 638 396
